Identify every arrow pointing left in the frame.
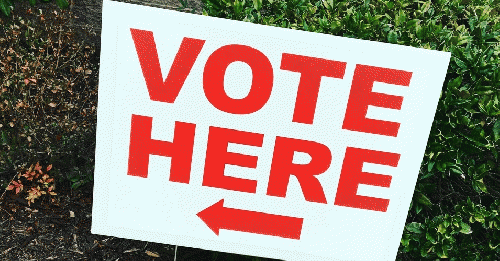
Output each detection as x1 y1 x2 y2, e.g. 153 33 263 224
197 199 304 240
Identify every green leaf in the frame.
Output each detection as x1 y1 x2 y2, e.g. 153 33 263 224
29 0 36 6
438 223 447 234
401 233 411 247
447 76 462 90
232 0 244 16
416 204 423 214
436 245 448 258
436 161 447 172
407 19 420 28
252 0 262 10
420 242 433 257
395 10 406 27
420 246 428 257
321 0 329 9
453 57 467 69
472 179 488 193
0 0 11 16
426 231 437 243
388 30 397 43
474 214 485 223
421 1 431 13
55 0 69 8
460 221 472 234
406 222 423 233
490 241 500 249
177 0 188 8
417 193 433 206
1 131 8 145
493 119 500 142
427 161 435 172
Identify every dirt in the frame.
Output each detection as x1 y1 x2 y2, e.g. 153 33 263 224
69 0 205 46
0 181 224 261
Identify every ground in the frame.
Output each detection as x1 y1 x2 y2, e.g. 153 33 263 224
0 180 236 261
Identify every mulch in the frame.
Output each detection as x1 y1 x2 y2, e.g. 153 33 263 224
0 180 414 261
0 1 225 260
0 181 235 261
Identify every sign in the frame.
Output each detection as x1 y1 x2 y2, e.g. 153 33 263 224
92 1 451 260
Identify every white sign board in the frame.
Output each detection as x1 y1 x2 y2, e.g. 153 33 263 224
92 1 451 260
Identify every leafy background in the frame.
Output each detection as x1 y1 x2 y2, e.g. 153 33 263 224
200 0 500 259
1 0 500 260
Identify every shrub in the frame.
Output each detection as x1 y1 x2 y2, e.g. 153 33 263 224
199 0 500 259
0 0 69 17
0 6 98 190
3 161 57 206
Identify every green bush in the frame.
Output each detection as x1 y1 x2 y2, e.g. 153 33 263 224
199 0 500 259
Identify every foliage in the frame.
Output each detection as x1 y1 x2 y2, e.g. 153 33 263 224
0 7 98 192
0 0 68 17
199 0 500 259
5 161 57 206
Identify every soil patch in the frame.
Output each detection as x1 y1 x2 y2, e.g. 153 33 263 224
1 181 268 260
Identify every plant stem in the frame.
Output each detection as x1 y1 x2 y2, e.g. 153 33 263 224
0 171 18 204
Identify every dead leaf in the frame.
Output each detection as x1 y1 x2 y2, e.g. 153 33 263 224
29 78 37 83
48 103 57 107
85 69 92 75
145 250 160 258
9 122 14 127
70 211 75 218
123 248 139 253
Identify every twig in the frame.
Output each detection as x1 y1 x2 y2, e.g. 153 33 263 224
2 246 14 255
0 205 12 218
55 24 63 70
0 171 19 204
56 43 83 70
67 248 84 255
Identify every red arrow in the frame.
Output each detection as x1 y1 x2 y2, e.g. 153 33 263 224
197 199 303 240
